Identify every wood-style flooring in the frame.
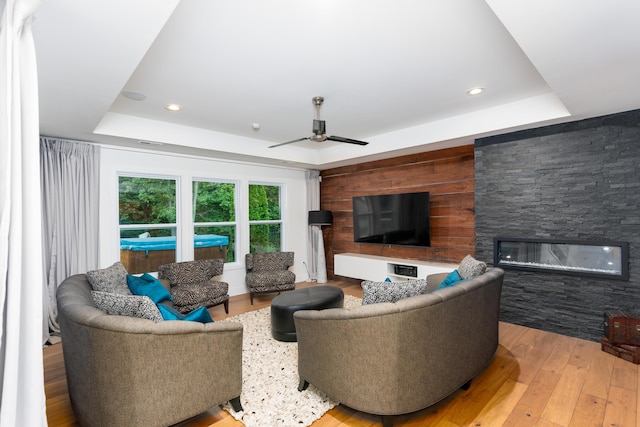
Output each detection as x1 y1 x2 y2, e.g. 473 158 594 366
44 279 639 426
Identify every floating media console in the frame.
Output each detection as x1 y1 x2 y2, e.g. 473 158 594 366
333 253 456 282
494 237 629 280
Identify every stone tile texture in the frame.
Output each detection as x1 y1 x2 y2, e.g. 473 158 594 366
475 110 640 341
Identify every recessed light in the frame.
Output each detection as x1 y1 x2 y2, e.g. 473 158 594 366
252 123 260 130
122 91 146 101
467 87 485 96
165 103 182 112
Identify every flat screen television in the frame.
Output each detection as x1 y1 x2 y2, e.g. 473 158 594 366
352 191 430 247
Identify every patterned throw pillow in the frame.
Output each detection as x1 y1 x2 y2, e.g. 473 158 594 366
362 279 428 305
457 255 487 280
91 291 163 322
86 262 131 295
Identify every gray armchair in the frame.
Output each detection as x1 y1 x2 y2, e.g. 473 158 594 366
158 258 229 313
245 252 296 304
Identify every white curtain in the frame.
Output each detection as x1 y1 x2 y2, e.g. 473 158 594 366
305 170 320 281
0 0 47 425
40 137 100 340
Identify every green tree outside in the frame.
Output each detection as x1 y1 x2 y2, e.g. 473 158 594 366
119 177 176 237
249 184 281 253
193 181 236 262
192 181 235 222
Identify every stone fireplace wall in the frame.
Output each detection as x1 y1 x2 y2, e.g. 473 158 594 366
475 109 640 341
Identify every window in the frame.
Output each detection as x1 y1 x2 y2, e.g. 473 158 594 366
249 183 282 253
192 180 237 262
118 176 177 274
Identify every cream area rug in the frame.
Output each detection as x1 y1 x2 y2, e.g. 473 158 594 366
220 294 362 427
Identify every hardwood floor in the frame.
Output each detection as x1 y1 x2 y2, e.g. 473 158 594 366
44 279 639 427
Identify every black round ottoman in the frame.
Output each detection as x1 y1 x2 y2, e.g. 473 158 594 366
271 286 344 342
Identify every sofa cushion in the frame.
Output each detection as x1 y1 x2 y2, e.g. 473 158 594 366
158 304 214 323
170 281 229 313
458 255 487 280
91 291 163 322
245 270 296 287
436 269 464 290
86 262 131 295
362 279 428 305
127 273 173 304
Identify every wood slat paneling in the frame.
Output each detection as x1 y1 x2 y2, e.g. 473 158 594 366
320 145 475 276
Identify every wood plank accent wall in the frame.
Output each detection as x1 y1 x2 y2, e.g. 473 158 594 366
320 144 475 277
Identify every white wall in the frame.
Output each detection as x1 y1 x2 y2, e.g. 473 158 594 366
99 146 310 296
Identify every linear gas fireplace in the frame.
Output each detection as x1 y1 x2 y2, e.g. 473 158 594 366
494 237 629 280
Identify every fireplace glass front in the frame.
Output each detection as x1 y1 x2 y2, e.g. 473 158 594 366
494 237 629 280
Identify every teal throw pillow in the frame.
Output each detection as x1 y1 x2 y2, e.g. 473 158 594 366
127 273 173 304
158 304 214 323
436 269 463 290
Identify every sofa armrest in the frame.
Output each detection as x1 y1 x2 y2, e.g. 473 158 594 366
294 304 415 415
425 272 449 292
159 278 171 291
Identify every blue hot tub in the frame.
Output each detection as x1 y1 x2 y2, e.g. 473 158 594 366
120 234 229 274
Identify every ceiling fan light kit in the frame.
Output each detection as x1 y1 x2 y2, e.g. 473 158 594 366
269 96 370 148
311 119 326 142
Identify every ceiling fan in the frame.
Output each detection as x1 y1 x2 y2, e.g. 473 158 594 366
269 96 370 148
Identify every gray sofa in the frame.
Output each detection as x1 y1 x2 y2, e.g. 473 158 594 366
56 273 243 427
294 267 504 426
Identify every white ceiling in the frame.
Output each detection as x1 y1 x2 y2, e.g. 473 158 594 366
33 0 640 170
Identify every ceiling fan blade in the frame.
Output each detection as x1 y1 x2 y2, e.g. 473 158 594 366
326 135 369 146
268 137 309 148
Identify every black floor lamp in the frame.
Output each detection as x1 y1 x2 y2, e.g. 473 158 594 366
308 210 333 283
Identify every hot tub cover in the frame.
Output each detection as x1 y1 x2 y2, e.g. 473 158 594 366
120 235 229 252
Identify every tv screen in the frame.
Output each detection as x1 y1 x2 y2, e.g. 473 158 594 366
352 192 430 247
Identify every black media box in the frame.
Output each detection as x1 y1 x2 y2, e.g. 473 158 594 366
394 264 418 278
